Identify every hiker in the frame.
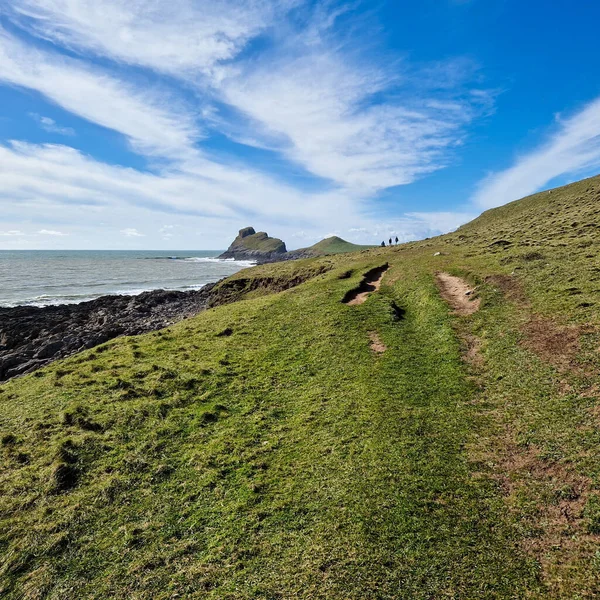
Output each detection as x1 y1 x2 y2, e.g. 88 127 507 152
395 236 399 245
381 241 386 247
388 237 392 246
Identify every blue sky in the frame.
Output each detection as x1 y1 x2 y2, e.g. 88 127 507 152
1 0 599 250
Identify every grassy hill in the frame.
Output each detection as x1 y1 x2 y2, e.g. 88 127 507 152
2 176 600 598
300 235 374 256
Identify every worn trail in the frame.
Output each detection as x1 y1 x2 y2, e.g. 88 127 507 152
435 272 480 315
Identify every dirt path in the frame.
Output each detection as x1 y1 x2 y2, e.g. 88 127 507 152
344 265 389 306
435 272 480 315
369 332 386 354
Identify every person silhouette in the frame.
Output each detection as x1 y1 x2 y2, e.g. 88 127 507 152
381 241 386 247
388 237 392 246
395 236 399 245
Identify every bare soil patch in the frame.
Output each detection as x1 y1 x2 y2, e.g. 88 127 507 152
435 273 480 315
486 274 528 304
521 317 585 371
462 333 483 368
343 264 389 306
369 332 386 354
480 440 600 596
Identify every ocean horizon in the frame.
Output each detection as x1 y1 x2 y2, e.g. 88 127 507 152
0 250 255 308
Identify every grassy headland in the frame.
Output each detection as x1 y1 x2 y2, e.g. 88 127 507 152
2 175 600 598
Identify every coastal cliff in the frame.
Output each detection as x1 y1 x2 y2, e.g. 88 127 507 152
0 261 331 381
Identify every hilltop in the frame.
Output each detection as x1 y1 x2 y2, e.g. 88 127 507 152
219 227 373 262
296 235 373 257
2 175 600 598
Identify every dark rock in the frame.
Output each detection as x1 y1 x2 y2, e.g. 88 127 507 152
5 360 45 379
238 226 256 238
35 340 64 359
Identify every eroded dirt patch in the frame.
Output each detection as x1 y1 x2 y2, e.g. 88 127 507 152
473 439 600 596
486 274 528 304
343 264 389 306
462 333 483 368
435 272 480 316
521 317 587 371
369 332 386 354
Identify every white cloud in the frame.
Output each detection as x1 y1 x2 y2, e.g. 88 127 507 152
38 228 67 235
120 228 144 237
0 141 361 232
0 1 498 248
0 27 198 158
5 0 298 76
30 113 75 136
405 211 477 233
0 140 476 249
343 211 476 244
2 2 492 194
473 96 600 208
0 229 25 236
217 44 491 193
159 225 175 240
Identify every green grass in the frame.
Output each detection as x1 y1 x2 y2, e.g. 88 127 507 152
2 175 600 597
232 230 287 253
301 235 374 255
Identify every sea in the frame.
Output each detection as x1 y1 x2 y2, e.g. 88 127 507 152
0 250 256 308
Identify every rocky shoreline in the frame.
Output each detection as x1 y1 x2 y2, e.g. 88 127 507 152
0 284 221 382
0 227 339 382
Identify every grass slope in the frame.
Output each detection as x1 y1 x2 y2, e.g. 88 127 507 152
302 236 374 255
2 175 600 597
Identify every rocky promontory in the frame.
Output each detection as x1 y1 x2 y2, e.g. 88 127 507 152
219 227 373 263
218 227 288 262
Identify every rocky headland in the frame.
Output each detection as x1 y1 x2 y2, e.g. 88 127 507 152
218 227 290 262
219 226 372 263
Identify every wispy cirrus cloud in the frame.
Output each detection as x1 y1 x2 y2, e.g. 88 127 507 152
0 27 199 158
120 228 144 237
473 96 600 208
0 141 359 226
38 228 67 235
217 48 493 193
0 0 498 247
30 113 75 136
3 0 492 193
5 0 299 76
